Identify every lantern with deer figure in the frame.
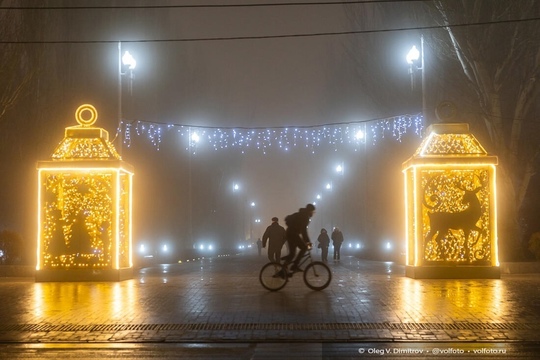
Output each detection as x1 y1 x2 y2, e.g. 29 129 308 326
402 123 499 278
36 104 134 281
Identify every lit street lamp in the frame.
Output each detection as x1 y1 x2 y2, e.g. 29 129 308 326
118 42 136 152
249 201 256 241
315 194 322 227
325 182 333 228
232 182 241 243
406 35 426 123
335 162 345 230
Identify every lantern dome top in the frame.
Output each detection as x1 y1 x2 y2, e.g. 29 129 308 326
413 123 487 157
51 104 121 161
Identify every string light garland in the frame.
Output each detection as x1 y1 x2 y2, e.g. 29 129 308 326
122 114 424 154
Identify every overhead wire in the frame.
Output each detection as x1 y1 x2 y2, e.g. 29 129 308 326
1 17 539 44
0 1 442 11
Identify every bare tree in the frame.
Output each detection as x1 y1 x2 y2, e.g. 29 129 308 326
0 1 42 125
427 0 540 259
344 0 540 259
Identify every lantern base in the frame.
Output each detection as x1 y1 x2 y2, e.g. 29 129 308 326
35 268 133 282
405 265 500 279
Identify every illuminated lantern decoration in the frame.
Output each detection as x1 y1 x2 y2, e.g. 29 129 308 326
36 104 134 281
402 123 499 278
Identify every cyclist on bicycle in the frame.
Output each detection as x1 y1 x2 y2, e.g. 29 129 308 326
282 204 316 273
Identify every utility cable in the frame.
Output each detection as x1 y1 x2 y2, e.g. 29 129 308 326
1 17 539 44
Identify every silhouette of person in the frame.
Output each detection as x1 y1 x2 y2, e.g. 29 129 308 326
282 204 315 272
256 238 262 256
317 228 330 262
262 217 286 263
332 227 344 260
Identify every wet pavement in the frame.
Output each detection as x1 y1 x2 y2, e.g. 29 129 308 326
0 253 539 358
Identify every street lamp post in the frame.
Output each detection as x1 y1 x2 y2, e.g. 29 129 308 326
188 129 199 249
249 201 256 242
118 42 136 154
316 194 322 228
406 34 426 123
254 218 261 243
335 162 345 231
325 182 333 229
233 182 241 243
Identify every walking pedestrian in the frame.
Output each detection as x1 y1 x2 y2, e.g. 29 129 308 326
262 217 286 263
317 228 330 262
331 227 344 261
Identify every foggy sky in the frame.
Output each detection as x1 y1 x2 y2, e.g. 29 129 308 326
0 1 424 257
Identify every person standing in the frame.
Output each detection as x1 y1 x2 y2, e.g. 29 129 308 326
256 238 262 256
262 217 286 263
331 227 344 261
283 204 316 272
317 228 330 262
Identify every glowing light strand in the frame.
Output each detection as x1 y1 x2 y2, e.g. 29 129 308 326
121 114 423 153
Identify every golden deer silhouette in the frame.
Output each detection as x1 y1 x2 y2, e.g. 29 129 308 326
424 176 484 261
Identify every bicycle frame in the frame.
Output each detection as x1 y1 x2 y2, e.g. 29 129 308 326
296 251 313 270
260 248 332 291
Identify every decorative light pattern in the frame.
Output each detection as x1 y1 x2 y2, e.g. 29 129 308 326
40 172 114 268
121 114 423 153
421 169 492 263
53 104 121 160
52 137 120 160
415 133 487 157
402 123 499 271
37 104 133 273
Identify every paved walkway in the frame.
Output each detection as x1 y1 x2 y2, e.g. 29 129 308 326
0 254 539 346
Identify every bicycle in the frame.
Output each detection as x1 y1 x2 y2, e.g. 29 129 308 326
259 246 332 291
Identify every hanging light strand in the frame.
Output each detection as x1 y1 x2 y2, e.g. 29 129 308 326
122 114 423 153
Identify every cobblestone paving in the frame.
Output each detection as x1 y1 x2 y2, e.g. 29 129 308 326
0 255 539 343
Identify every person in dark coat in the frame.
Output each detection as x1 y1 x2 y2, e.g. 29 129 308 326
331 227 344 260
256 238 262 256
317 228 330 262
262 217 286 263
282 204 315 272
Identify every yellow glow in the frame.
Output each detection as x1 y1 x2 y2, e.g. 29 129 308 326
115 170 120 269
51 138 121 161
403 124 499 269
75 104 98 127
400 277 507 322
51 106 121 161
30 281 138 323
415 125 488 156
491 165 499 266
413 169 420 266
403 173 409 266
419 131 435 156
128 173 133 268
36 170 43 270
37 169 132 270
36 104 134 273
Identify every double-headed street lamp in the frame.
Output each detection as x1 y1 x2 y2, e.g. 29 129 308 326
406 35 427 123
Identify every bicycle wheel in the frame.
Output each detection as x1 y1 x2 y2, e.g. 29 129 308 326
303 261 332 291
259 262 288 291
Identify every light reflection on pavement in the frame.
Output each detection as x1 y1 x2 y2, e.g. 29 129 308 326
0 255 539 346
